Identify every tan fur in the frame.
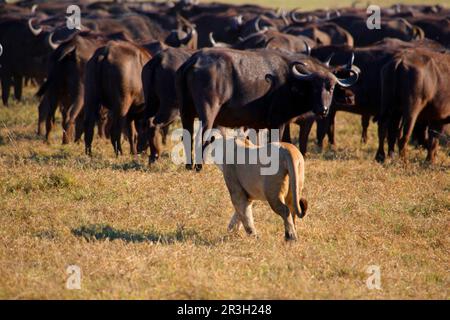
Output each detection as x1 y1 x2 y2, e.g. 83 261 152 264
218 138 308 241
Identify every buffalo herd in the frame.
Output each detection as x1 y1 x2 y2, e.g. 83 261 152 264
1 0 449 165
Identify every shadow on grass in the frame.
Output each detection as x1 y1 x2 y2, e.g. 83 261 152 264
28 149 72 162
71 224 219 245
0 131 43 145
111 161 148 172
380 154 450 173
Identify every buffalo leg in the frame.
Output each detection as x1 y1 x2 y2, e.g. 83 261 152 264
361 113 370 144
63 92 84 144
426 124 443 163
316 111 335 150
13 75 22 101
44 95 58 143
84 105 101 157
148 107 177 163
375 117 389 163
1 76 11 106
97 107 110 139
126 118 138 158
74 114 84 143
181 113 195 170
398 111 420 161
148 124 163 163
110 115 125 157
327 111 336 147
281 123 291 143
37 95 49 136
298 118 314 156
316 118 327 150
45 115 56 143
61 109 69 144
412 123 428 148
196 103 221 171
161 125 169 144
84 112 97 156
387 113 401 159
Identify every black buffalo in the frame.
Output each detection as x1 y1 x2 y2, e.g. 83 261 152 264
176 48 359 169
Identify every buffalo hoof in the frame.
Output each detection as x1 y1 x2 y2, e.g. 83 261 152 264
316 141 323 150
195 164 203 172
185 164 194 170
375 152 385 163
149 154 159 164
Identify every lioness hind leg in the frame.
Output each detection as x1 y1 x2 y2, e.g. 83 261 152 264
268 197 297 241
227 212 242 232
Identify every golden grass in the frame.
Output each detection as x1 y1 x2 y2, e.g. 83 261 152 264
202 0 447 10
0 85 448 299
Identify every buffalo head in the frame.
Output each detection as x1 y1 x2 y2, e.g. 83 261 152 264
290 54 359 117
165 26 197 49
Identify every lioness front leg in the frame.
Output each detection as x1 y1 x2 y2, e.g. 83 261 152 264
240 202 256 237
231 196 257 237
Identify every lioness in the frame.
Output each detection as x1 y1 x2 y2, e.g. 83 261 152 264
214 137 308 241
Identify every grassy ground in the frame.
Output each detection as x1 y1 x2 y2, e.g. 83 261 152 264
0 86 448 299
204 0 447 10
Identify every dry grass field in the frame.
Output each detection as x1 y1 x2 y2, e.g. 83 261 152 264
203 0 447 10
0 84 448 299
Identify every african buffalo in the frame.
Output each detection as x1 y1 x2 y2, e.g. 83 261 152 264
298 38 446 155
36 31 128 143
210 29 315 53
84 40 152 157
283 22 354 47
376 48 450 163
141 47 194 162
0 18 55 106
176 48 359 169
330 15 425 46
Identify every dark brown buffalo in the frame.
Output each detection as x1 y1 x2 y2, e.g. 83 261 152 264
376 48 450 163
296 38 446 155
330 15 425 46
36 31 128 143
0 18 56 106
283 22 354 47
237 15 281 38
83 14 169 43
141 47 194 162
84 40 152 157
237 29 315 52
409 16 450 46
176 48 359 169
209 29 314 53
163 23 198 50
191 11 251 48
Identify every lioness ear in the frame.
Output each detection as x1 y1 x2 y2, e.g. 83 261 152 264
299 198 308 217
